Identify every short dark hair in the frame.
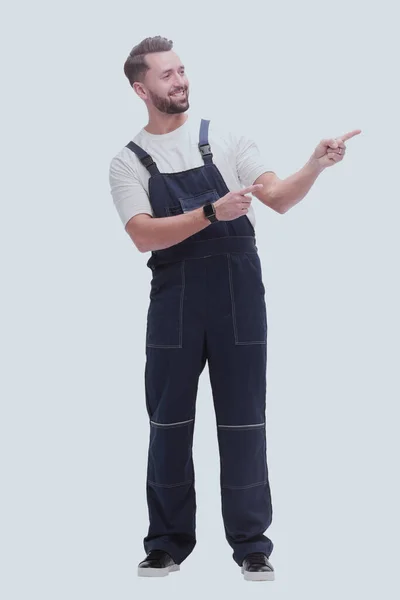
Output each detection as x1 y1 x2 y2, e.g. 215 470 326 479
124 36 174 86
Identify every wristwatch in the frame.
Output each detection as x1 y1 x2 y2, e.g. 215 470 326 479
203 202 218 223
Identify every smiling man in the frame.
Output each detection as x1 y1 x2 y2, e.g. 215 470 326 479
109 35 361 582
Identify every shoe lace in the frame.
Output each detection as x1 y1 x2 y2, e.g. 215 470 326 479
247 552 267 562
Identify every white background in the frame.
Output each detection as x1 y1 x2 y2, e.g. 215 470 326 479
1 0 399 598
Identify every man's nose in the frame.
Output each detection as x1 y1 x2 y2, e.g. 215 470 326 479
173 73 186 88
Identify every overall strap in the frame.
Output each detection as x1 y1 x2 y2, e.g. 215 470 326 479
125 141 160 175
198 119 214 164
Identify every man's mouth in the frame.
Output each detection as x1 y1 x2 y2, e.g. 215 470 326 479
171 90 186 97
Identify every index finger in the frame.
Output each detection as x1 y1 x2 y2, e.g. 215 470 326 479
240 183 264 195
338 129 362 142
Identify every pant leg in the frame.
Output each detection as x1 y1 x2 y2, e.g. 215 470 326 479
205 252 274 566
143 259 207 565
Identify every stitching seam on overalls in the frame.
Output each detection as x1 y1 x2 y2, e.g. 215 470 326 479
235 340 266 345
147 344 182 348
227 253 239 344
147 479 194 488
217 422 265 429
150 418 194 428
178 188 217 200
222 480 268 490
175 235 255 244
227 253 267 346
179 260 185 347
146 261 186 349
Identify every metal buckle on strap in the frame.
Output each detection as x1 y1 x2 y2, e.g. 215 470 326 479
140 155 155 168
199 143 212 157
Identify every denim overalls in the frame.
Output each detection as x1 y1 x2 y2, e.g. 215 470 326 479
126 118 273 567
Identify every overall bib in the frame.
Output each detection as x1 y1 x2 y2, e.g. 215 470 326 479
126 119 273 567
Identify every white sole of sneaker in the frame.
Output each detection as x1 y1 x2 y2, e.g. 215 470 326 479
138 564 180 577
241 567 275 581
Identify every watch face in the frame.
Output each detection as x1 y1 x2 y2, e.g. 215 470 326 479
203 202 215 217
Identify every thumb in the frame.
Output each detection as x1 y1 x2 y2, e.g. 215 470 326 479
323 138 338 149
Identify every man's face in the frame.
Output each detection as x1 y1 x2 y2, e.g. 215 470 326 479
139 51 190 114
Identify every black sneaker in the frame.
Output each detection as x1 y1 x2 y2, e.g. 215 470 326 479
137 549 180 577
241 552 275 581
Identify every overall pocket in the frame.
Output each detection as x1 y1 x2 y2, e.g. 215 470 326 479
227 252 267 345
165 189 229 237
178 188 220 212
146 262 185 348
217 423 267 489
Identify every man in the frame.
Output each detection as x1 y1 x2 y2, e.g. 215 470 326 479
109 35 361 582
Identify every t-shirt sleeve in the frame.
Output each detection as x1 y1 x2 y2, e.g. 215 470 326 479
109 155 154 227
235 133 275 189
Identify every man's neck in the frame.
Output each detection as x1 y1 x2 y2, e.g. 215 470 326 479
144 113 189 135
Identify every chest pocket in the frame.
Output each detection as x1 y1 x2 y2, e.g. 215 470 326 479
165 188 220 216
179 189 220 212
165 188 229 238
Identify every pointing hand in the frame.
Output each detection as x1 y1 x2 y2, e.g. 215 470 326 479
311 129 362 169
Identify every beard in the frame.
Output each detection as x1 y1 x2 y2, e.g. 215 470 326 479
148 88 190 114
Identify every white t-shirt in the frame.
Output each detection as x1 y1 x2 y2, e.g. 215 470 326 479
109 113 273 230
